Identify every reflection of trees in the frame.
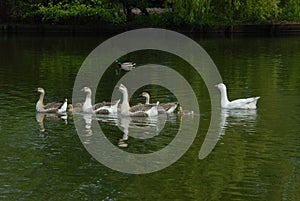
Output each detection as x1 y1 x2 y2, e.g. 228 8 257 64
121 109 261 200
22 36 300 200
38 52 84 91
203 37 300 94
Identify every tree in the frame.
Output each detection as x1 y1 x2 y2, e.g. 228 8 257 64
168 0 281 25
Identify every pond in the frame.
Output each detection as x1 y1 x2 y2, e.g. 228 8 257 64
0 32 299 200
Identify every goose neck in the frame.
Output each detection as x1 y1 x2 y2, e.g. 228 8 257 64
120 89 130 116
84 95 92 107
83 92 93 112
145 94 150 104
39 93 45 106
36 93 45 112
220 87 230 107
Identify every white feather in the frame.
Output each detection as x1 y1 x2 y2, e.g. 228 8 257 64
216 83 260 109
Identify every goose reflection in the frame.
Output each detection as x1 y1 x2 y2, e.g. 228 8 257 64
117 116 131 148
115 115 167 147
123 115 167 139
220 109 257 129
199 108 257 159
79 111 181 148
36 112 68 133
219 109 258 137
82 113 93 137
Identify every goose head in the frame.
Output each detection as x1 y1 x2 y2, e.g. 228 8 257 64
215 83 226 91
35 87 45 95
118 84 127 93
140 92 150 98
140 92 150 104
81 87 92 95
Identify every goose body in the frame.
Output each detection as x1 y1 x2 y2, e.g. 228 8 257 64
81 87 119 114
216 83 260 109
93 99 120 114
118 84 158 117
141 92 178 114
116 59 136 71
35 87 68 113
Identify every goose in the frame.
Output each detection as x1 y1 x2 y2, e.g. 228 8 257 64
215 83 260 109
35 87 68 113
115 59 136 71
67 103 83 113
118 84 159 117
81 87 119 114
177 105 194 115
140 92 178 114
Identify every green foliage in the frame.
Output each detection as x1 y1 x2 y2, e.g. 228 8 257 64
35 0 126 24
0 0 299 25
168 0 214 25
168 0 282 25
0 0 39 22
279 0 300 21
129 12 173 26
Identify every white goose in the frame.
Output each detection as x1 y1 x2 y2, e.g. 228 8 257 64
216 83 260 109
35 87 68 113
118 84 159 117
81 87 119 114
140 92 178 114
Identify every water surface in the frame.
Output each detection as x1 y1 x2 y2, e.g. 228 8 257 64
0 34 299 200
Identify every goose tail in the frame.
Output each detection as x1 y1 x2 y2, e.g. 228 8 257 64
58 98 68 113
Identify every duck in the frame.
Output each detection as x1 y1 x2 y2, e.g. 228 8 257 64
81 87 119 114
115 59 136 71
118 84 159 117
140 92 178 114
35 87 68 113
215 83 260 109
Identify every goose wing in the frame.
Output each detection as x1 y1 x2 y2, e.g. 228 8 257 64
95 108 110 114
160 102 178 113
93 100 119 109
229 97 260 109
130 104 154 113
129 111 149 117
94 100 120 114
93 102 109 110
44 101 64 112
93 100 120 109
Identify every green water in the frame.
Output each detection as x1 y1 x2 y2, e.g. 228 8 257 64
0 33 299 201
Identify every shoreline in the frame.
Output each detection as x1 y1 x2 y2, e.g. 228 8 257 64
1 23 300 35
